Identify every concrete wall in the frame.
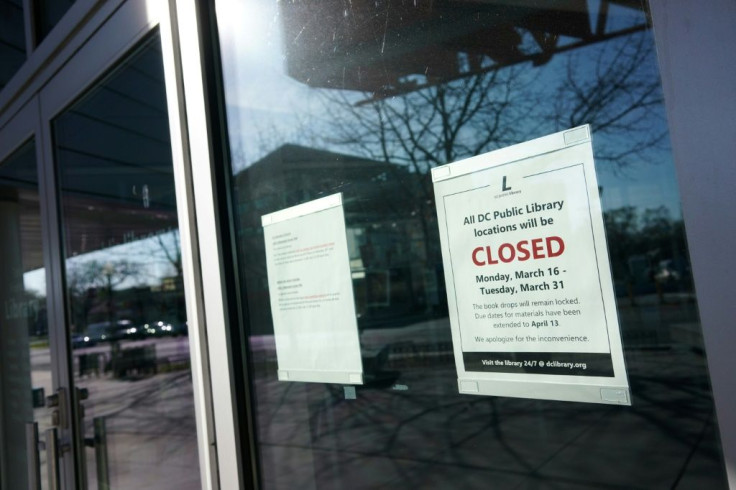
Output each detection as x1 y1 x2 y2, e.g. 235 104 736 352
649 1 736 487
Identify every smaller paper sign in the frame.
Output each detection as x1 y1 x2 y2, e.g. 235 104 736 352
262 193 363 384
432 126 630 405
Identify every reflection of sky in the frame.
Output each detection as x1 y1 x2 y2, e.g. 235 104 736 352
216 0 346 166
23 230 180 297
219 0 682 217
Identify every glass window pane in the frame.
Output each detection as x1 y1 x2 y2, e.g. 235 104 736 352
0 139 53 489
216 0 728 488
53 31 201 489
0 0 27 90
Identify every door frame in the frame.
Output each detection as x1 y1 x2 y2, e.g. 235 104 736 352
0 98 38 164
168 1 247 488
0 0 222 488
0 92 51 490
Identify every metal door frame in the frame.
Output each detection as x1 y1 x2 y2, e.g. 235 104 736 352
0 0 223 488
0 90 50 490
649 1 736 487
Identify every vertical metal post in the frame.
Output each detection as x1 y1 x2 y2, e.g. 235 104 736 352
46 428 59 490
26 422 41 490
648 1 736 486
94 417 110 490
22 0 37 54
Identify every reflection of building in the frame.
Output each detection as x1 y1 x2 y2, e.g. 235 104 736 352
235 144 447 334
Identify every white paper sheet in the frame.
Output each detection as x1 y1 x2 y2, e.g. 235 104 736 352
432 126 630 405
262 193 363 384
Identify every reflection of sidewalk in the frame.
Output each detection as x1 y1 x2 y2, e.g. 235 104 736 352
72 337 191 378
617 295 700 349
250 318 453 361
80 371 200 489
31 336 200 489
254 342 721 489
248 303 721 488
616 291 697 307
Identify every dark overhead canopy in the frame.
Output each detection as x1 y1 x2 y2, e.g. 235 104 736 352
280 0 648 99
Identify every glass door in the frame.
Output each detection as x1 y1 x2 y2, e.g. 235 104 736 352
49 31 201 489
0 105 54 490
32 1 207 488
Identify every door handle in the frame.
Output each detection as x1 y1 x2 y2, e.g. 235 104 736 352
80 417 109 490
46 387 69 429
26 422 41 490
46 427 61 490
94 417 110 490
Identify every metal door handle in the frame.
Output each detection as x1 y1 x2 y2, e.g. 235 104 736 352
46 428 60 490
94 417 110 490
47 387 69 429
80 417 110 490
26 422 41 490
74 386 91 490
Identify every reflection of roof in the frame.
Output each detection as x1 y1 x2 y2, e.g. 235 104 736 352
247 144 397 172
280 0 648 99
234 144 438 335
236 144 422 221
240 143 408 194
56 39 178 258
0 141 44 272
0 188 44 272
1 39 180 269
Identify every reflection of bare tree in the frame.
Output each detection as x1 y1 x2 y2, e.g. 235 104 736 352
152 231 186 322
153 231 181 278
603 206 639 279
603 205 691 306
549 31 666 169
320 65 539 268
316 30 667 299
604 206 688 270
323 65 537 178
321 31 664 176
67 259 142 331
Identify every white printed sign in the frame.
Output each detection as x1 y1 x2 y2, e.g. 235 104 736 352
262 193 363 385
432 126 630 405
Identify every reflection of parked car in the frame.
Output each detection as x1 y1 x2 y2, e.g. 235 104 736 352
141 322 159 336
84 319 140 342
654 259 681 283
86 322 111 342
71 333 93 349
140 320 176 337
167 322 189 337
